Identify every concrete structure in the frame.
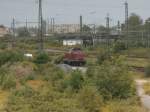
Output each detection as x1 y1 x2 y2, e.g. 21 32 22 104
0 25 9 37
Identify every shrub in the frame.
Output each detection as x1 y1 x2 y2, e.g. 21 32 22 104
97 50 110 65
12 85 34 97
78 86 103 112
0 50 24 66
53 55 64 64
0 43 7 49
42 65 64 81
86 66 96 78
0 68 16 90
68 71 84 91
34 52 50 64
112 41 126 53
19 74 36 85
95 60 135 100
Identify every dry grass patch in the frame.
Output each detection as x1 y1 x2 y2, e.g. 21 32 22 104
27 80 45 90
0 90 9 111
144 82 150 95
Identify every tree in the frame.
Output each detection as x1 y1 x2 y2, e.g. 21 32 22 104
82 25 91 32
144 18 150 33
96 25 107 33
17 27 30 37
128 13 143 31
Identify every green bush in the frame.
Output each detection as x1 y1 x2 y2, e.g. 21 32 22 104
78 86 103 112
113 41 126 53
19 74 36 85
97 50 110 65
95 60 135 100
12 85 34 97
0 68 16 90
0 43 7 49
53 55 64 64
0 50 24 66
68 71 84 91
34 52 50 64
86 66 96 78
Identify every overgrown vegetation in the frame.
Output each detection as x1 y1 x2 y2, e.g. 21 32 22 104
34 52 50 64
0 44 147 112
0 50 24 66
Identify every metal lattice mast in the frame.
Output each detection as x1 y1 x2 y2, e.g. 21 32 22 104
38 0 43 51
125 1 129 47
106 13 110 47
106 13 110 33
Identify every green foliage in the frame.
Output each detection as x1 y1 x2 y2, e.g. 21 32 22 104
97 50 110 65
82 25 91 32
17 27 30 37
12 85 34 97
0 43 7 49
102 98 146 112
0 50 24 66
6 86 85 112
78 86 103 112
68 71 84 91
34 52 50 64
0 68 16 90
20 74 36 85
128 13 143 31
86 66 96 78
113 41 126 53
53 55 64 64
95 59 135 100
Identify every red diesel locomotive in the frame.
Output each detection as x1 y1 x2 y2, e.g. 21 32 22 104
63 48 86 66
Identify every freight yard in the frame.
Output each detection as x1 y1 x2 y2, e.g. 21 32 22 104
0 0 150 112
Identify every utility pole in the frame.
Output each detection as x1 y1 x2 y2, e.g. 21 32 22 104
106 13 110 32
117 20 121 36
106 13 110 47
50 18 55 33
52 18 55 33
12 18 15 48
25 18 28 35
50 18 53 33
125 1 129 47
25 18 28 29
80 15 83 33
38 0 43 51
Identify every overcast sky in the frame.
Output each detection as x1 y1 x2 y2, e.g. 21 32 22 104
0 0 149 27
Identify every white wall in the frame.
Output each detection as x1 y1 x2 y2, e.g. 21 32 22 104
63 39 82 46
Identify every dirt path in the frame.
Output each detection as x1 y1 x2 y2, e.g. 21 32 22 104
136 80 150 111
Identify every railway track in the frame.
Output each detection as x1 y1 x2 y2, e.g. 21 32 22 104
131 66 145 73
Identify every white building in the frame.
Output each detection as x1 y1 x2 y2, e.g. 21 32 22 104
63 39 83 46
0 25 9 37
